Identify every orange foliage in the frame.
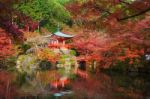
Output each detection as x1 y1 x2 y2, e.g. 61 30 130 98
0 28 14 60
22 31 40 39
37 49 60 63
117 48 144 64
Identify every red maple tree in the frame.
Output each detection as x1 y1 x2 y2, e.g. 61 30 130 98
0 28 14 60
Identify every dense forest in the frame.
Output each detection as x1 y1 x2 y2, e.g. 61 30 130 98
0 0 150 98
1 0 150 71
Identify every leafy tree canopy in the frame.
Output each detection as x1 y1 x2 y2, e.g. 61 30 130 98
14 0 71 31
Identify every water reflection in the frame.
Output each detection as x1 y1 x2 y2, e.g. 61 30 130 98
0 71 17 99
71 72 150 99
0 70 150 99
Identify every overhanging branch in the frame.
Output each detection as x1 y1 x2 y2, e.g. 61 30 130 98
118 7 150 21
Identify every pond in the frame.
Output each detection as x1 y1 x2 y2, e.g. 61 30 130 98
0 70 150 99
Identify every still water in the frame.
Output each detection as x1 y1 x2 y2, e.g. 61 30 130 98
0 71 150 99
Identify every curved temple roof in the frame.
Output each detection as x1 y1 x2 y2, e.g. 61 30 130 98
54 31 74 38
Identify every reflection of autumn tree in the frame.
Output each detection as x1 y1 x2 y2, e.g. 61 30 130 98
72 73 145 99
71 73 113 99
0 71 17 99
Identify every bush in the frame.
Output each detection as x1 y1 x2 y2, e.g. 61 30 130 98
20 44 31 54
0 56 17 70
39 60 52 71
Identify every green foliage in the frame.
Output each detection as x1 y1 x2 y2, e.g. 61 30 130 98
16 72 28 86
14 0 71 31
124 0 136 4
68 73 77 80
57 0 71 5
0 56 17 69
111 56 148 72
59 55 70 64
16 54 39 75
70 0 87 4
58 68 66 75
20 44 31 54
59 54 75 65
111 59 131 71
70 50 76 56
39 60 52 71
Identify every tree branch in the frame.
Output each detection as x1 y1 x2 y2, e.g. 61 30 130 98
118 7 150 21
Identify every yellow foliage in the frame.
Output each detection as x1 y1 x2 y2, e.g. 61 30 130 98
23 31 40 39
37 48 60 62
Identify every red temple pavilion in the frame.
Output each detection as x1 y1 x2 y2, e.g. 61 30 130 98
47 30 74 49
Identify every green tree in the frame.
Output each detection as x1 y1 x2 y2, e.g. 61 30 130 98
14 0 71 31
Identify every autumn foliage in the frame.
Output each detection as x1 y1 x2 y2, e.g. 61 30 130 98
67 0 150 68
37 48 60 63
0 0 150 69
0 28 14 60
